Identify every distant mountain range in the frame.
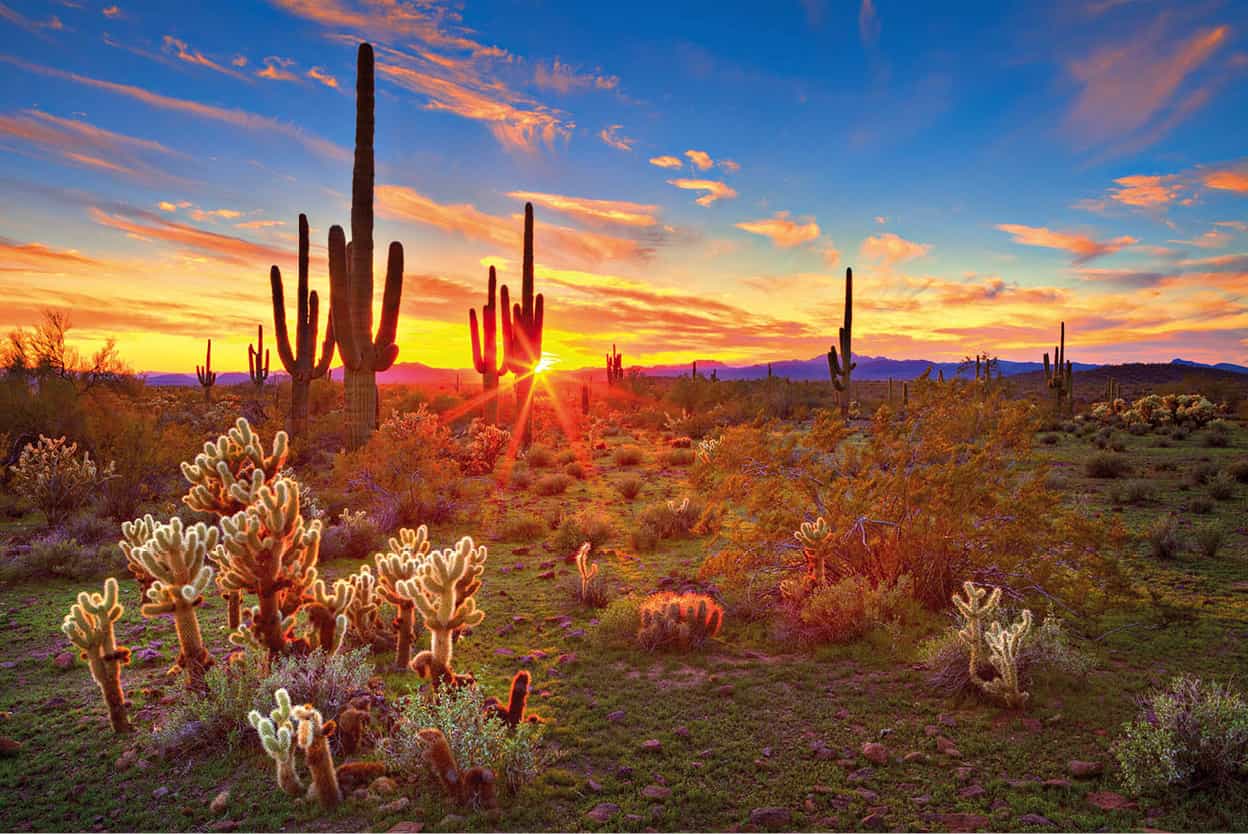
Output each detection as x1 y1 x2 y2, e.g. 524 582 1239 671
140 356 1247 387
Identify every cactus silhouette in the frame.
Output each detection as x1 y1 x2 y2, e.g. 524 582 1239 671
196 339 216 403
1043 321 1073 417
827 267 855 418
271 214 335 440
500 203 544 447
469 266 507 425
248 324 270 391
329 43 404 450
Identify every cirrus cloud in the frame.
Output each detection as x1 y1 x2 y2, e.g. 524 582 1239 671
665 178 738 206
995 223 1135 263
735 211 821 248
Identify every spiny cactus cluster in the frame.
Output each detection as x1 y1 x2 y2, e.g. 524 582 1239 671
8 434 114 525
270 214 335 441
372 525 432 670
952 581 1032 709
637 591 724 651
62 577 132 732
249 689 341 808
827 267 855 418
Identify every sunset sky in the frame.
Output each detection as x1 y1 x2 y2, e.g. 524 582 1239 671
1 0 1246 374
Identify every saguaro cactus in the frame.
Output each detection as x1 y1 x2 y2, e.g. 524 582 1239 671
249 688 304 797
330 43 404 450
374 525 431 670
397 536 487 684
1042 321 1073 416
501 203 544 447
827 267 855 418
248 324 270 391
196 339 216 403
606 344 623 385
62 577 132 732
469 266 507 425
581 382 589 416
271 214 336 441
119 516 216 688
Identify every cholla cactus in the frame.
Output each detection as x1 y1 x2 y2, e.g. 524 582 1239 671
292 703 341 809
304 578 353 654
248 688 303 796
694 436 720 464
396 536 487 682
574 542 606 607
952 581 1001 681
374 525 432 670
981 610 1033 709
9 435 115 525
343 566 387 647
119 515 216 688
62 577 132 732
181 417 289 629
794 516 834 587
637 591 723 651
216 478 321 655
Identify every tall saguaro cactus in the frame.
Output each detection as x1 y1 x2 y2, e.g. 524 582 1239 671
827 267 855 418
469 266 507 425
196 339 216 403
330 43 404 450
1043 321 1073 416
271 214 336 441
62 577 132 732
248 325 270 391
501 203 544 447
606 344 623 385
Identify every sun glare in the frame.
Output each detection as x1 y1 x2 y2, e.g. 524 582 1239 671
534 352 559 374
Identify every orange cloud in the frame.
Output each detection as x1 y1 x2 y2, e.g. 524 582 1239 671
1065 19 1228 150
1169 229 1232 249
505 192 659 228
0 109 187 182
307 66 339 88
859 232 930 266
533 59 618 94
102 6 121 18
598 124 634 152
735 211 821 248
235 219 285 230
665 179 738 206
1204 166 1248 193
685 150 713 170
649 155 683 169
269 0 505 56
995 223 1135 263
162 35 250 81
0 2 63 33
376 185 652 265
718 159 740 174
89 207 289 266
258 56 300 82
1109 174 1185 207
0 237 100 271
0 55 348 160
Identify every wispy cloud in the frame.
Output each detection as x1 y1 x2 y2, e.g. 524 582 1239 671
665 178 738 206
306 66 339 88
0 109 186 183
257 56 300 82
102 5 121 18
685 149 713 170
0 55 348 160
1108 173 1187 207
0 236 99 271
1203 163 1248 193
505 191 659 228
599 124 634 152
533 58 618 94
859 0 880 47
649 155 683 170
162 35 250 81
996 223 1136 263
735 211 821 248
89 206 289 266
0 2 63 34
859 232 930 266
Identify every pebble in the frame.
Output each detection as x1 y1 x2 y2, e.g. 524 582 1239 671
208 790 230 814
585 803 620 823
748 807 792 829
642 784 672 800
861 742 889 765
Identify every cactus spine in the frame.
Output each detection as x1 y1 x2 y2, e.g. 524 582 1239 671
500 203 544 448
271 214 336 441
249 688 304 796
196 339 216 403
1042 321 1073 416
119 516 215 688
469 266 507 425
827 267 855 418
62 577 132 732
248 324 270 391
330 43 404 450
606 344 623 385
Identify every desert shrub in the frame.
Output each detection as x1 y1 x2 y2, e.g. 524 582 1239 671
793 575 921 644
555 448 577 466
698 381 1122 611
615 474 643 501
1228 459 1248 484
318 508 383 562
636 591 723 651
0 535 125 584
612 445 644 466
336 407 463 528
1113 675 1248 795
1127 422 1150 436
60 511 118 546
1040 433 1059 445
509 466 532 491
660 448 695 467
596 595 642 647
563 461 586 480
260 648 373 719
379 683 543 795
1172 427 1190 441
525 446 555 468
497 512 547 543
551 508 612 555
1188 496 1215 515
1147 515 1183 560
533 473 573 496
1194 524 1225 559
8 435 115 525
1208 471 1237 500
1190 461 1219 486
1203 420 1234 448
1086 452 1131 479
1109 480 1155 506
459 420 512 476
632 496 703 551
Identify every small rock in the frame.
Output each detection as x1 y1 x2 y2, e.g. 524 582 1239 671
1068 760 1103 778
207 821 238 833
616 764 634 779
380 797 410 814
861 742 889 765
607 710 626 723
115 749 137 770
1018 813 1054 827
931 812 990 831
674 726 690 737
585 802 621 823
152 786 170 799
555 652 577 666
388 823 424 833
936 736 962 757
856 788 879 802
586 778 603 793
958 784 986 799
902 751 926 764
642 784 672 800
493 648 515 657
436 814 466 831
641 739 662 752
911 794 931 806
861 812 888 830
0 736 21 756
1086 791 1136 811
135 648 161 666
537 570 555 580
748 807 792 829
567 628 586 639
1042 778 1072 789
208 789 230 815
53 652 74 670
716 684 735 697
955 766 975 782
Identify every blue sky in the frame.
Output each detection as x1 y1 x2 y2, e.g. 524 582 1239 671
0 0 1245 371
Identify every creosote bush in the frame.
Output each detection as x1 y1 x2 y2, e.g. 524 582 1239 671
525 446 555 469
615 474 643 501
1147 515 1183 560
1208 470 1236 500
533 473 573 496
496 511 547 542
612 445 644 466
1086 452 1131 479
1194 523 1225 559
551 508 612 555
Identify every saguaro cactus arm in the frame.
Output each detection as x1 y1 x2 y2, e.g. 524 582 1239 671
271 214 335 380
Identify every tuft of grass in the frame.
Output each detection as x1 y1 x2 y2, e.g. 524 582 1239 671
1193 523 1225 559
612 445 644 467
615 473 643 501
1208 470 1236 500
1086 451 1131 479
526 446 555 468
533 472 574 496
1147 515 1183 560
